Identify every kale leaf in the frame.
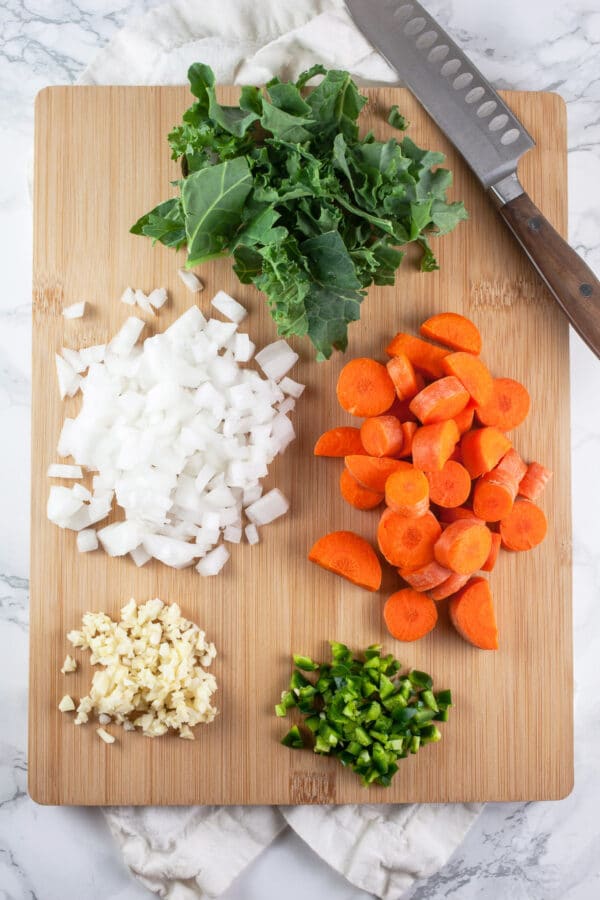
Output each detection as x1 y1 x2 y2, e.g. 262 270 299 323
131 64 467 359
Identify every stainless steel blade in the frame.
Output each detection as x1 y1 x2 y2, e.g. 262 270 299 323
345 0 534 198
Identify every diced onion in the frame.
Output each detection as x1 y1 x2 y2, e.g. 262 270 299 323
76 529 98 553
63 301 86 319
196 544 230 576
48 464 83 479
178 268 204 293
245 489 289 525
279 376 305 399
211 290 247 324
245 523 260 545
255 340 299 381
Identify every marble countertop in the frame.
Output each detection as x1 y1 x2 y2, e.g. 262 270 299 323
1 0 599 897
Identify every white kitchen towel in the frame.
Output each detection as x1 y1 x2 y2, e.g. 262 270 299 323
81 0 483 896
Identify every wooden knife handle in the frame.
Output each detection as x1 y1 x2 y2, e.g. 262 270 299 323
497 191 600 358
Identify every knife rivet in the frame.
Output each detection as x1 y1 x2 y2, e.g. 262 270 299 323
580 283 593 298
528 216 542 232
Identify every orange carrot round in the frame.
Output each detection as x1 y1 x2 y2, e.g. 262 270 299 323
460 427 512 478
434 519 492 574
360 416 404 458
398 421 418 458
400 560 451 592
308 530 382 591
448 577 498 650
519 462 552 501
385 333 449 379
386 354 420 401
377 508 441 569
420 312 482 355
345 455 410 493
481 532 501 572
490 448 527 490
499 500 547 551
339 469 384 511
314 426 366 457
453 404 475 435
425 460 471 508
441 351 494 407
476 377 530 431
336 358 395 417
412 420 460 472
428 572 470 601
385 467 430 517
383 589 438 642
409 376 470 424
472 479 515 522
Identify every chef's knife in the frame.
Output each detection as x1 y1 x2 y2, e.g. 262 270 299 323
346 0 600 358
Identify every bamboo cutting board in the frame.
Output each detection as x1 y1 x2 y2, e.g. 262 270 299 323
30 86 572 805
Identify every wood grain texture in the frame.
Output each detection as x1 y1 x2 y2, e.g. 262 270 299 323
29 86 572 805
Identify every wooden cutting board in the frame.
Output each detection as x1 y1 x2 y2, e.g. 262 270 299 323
29 86 572 805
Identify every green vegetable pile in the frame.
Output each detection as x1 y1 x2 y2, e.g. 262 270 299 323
132 64 467 360
276 642 452 787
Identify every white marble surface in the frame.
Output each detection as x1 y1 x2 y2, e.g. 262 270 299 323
0 0 599 897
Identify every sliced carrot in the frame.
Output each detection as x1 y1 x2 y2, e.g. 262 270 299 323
453 404 475 435
490 448 527 490
428 572 470 601
409 376 470 424
441 352 494 407
412 420 460 472
476 377 530 431
360 416 404 458
425 460 472 508
499 500 547 551
314 426 366 457
336 358 395 417
481 532 501 572
339 468 384 511
437 506 482 524
377 508 441 569
398 421 418 458
385 333 449 379
386 354 420 401
385 467 430 518
308 530 382 591
448 577 498 650
383 589 438 642
420 312 482 355
460 427 512 478
472 479 515 522
345 455 410 494
434 519 492 574
400 560 451 592
519 462 553 501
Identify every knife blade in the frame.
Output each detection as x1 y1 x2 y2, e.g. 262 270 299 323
346 0 600 359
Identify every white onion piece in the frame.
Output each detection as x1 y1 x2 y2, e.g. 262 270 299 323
98 521 143 556
47 487 83 527
130 546 151 567
72 483 92 502
134 289 154 314
63 301 86 319
245 524 260 545
279 376 305 399
55 354 81 399
255 340 299 382
79 344 105 366
277 397 296 416
224 524 242 543
242 483 262 507
62 348 86 374
147 287 168 310
47 463 83 479
120 287 136 306
231 333 255 363
108 317 145 357
196 544 229 576
77 529 98 552
211 290 247 324
245 489 289 525
177 268 204 293
142 534 201 568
